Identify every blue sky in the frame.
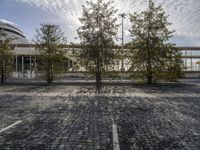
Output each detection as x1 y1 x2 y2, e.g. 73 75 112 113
0 0 71 42
0 0 200 46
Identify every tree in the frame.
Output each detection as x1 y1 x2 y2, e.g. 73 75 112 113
129 0 182 84
0 32 14 84
34 24 66 84
77 0 119 93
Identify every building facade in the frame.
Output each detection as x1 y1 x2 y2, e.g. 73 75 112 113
1 21 200 79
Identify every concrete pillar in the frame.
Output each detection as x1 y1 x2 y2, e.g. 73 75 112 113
30 55 32 71
191 50 193 71
22 56 24 73
199 63 200 71
185 50 187 70
29 55 32 78
195 63 197 71
34 56 36 71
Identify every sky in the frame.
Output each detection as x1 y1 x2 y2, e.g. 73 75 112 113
0 0 200 46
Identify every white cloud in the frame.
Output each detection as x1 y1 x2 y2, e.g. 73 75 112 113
15 0 200 45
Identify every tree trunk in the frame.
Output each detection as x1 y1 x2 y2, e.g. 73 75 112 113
4 59 7 84
1 69 4 84
147 5 153 84
147 49 152 84
1 59 5 84
47 56 53 84
50 61 53 84
147 66 152 84
96 50 102 93
47 61 51 84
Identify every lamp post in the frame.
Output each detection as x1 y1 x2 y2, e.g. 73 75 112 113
119 13 126 71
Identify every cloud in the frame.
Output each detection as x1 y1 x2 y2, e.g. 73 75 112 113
0 19 18 26
15 0 200 45
16 0 83 28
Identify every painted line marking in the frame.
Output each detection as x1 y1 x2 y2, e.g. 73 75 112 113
72 90 77 94
0 121 22 133
3 92 200 98
112 123 120 150
35 89 45 93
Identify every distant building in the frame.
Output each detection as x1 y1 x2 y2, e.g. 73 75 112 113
0 20 200 79
0 21 76 78
0 20 30 44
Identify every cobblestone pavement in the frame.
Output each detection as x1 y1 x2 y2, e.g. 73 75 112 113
0 83 200 149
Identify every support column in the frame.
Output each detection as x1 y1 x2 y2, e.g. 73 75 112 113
30 55 32 71
34 56 36 70
34 56 36 71
30 55 32 78
198 64 200 71
195 63 197 71
22 56 24 77
32 56 36 78
191 50 193 71
185 50 187 71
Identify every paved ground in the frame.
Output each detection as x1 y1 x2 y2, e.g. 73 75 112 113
0 81 200 149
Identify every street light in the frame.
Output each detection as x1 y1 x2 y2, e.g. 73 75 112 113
119 13 126 71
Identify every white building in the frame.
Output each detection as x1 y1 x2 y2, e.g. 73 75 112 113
0 21 76 78
1 20 200 79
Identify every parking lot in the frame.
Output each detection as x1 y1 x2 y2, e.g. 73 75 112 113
0 82 200 149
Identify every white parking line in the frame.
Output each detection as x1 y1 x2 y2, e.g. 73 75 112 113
35 89 45 93
112 123 120 150
2 92 200 98
72 90 77 94
0 121 22 133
